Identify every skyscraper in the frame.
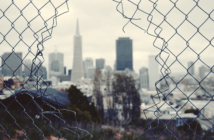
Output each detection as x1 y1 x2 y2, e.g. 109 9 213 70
96 58 105 69
148 55 159 90
71 19 84 83
2 52 22 76
188 61 194 75
116 37 133 71
139 67 149 89
84 58 93 78
49 50 64 79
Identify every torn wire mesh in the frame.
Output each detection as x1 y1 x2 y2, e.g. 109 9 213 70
0 0 92 139
113 0 214 139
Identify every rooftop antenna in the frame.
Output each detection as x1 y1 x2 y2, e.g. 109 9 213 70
76 18 80 36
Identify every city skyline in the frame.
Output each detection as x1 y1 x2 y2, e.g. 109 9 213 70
0 1 213 76
0 1 214 138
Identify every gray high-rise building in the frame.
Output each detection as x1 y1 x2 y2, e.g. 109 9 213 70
2 52 22 76
96 58 105 69
71 19 84 83
84 58 93 78
49 50 64 78
188 61 194 75
116 37 133 71
139 67 149 89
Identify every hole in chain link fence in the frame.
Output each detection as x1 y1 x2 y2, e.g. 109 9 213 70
188 6 208 28
200 19 214 40
0 17 11 35
0 33 3 44
4 4 21 23
0 10 3 19
113 0 214 139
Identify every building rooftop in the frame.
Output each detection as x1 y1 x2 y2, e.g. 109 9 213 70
10 88 71 107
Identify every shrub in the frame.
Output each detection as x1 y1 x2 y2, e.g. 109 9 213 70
178 120 202 135
63 85 102 123
184 109 199 115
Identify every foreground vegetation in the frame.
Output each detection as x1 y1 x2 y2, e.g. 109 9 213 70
0 72 214 139
1 112 214 140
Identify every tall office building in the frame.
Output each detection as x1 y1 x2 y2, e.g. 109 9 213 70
139 67 149 89
148 55 159 90
2 52 22 76
116 37 133 71
84 58 93 78
96 58 105 69
188 61 194 75
71 19 84 83
49 50 64 78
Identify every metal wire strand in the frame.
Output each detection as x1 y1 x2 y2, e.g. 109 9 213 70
0 0 92 139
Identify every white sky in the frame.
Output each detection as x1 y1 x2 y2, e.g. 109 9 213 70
45 0 157 74
1 0 214 77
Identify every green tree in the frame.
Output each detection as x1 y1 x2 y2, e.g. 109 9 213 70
93 68 104 122
112 73 141 121
178 119 202 136
64 85 101 123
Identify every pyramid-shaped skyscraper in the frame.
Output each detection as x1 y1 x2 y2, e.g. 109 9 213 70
71 19 84 83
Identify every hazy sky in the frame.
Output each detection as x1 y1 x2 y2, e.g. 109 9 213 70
1 0 214 77
45 0 157 74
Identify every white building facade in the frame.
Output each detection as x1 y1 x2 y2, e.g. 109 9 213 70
139 67 149 90
148 55 159 90
84 58 93 78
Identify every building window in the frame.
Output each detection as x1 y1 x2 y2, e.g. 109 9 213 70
51 61 60 72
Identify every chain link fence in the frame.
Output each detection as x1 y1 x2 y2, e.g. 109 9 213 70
0 1 93 139
1 0 214 139
113 0 214 139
